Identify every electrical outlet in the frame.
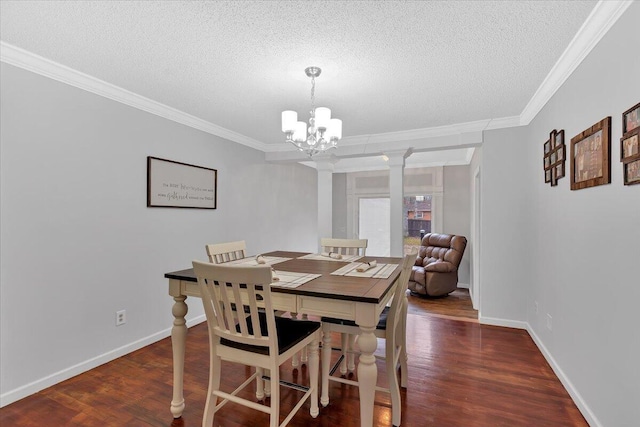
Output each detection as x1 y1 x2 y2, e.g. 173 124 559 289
546 314 552 331
534 301 538 314
116 310 126 326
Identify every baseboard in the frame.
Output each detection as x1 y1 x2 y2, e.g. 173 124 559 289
526 324 601 427
478 317 601 425
479 316 528 330
0 314 207 408
457 282 470 289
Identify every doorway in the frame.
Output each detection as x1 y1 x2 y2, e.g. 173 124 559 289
358 197 390 256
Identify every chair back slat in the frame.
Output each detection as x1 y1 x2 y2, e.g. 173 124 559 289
193 260 275 351
320 238 368 256
218 281 241 334
387 249 419 336
247 286 264 339
205 240 247 264
231 284 250 336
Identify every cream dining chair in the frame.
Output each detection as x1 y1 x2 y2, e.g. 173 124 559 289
205 239 293 377
319 237 368 373
192 260 321 427
320 237 368 257
205 240 247 264
320 249 418 427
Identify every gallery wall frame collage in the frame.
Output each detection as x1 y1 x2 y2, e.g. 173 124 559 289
543 102 640 189
621 103 640 185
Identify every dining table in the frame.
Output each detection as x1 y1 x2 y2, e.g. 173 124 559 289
164 250 402 427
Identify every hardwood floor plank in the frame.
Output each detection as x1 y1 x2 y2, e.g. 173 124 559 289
0 294 587 426
408 288 478 320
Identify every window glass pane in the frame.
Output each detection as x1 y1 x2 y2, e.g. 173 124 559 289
404 195 432 254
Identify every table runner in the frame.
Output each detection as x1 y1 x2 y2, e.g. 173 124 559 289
298 253 363 262
271 271 322 289
330 262 399 279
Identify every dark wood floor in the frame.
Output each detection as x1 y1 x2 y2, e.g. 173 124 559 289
0 290 587 426
408 287 479 321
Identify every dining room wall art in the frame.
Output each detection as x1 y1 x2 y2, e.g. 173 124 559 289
147 156 217 209
543 129 566 187
621 102 640 185
570 117 611 191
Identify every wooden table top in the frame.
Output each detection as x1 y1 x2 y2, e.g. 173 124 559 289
165 250 403 304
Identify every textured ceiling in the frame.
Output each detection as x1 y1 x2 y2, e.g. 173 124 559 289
1 0 598 153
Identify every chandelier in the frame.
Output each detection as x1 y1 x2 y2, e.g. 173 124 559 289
281 66 342 157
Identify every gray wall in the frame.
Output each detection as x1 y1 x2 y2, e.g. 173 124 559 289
481 126 532 322
479 3 640 425
332 172 348 238
443 165 471 285
0 63 318 403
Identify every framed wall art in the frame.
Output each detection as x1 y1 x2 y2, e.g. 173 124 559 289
621 129 639 160
570 117 611 191
624 159 640 185
147 156 217 209
622 102 640 134
621 102 640 185
543 129 565 186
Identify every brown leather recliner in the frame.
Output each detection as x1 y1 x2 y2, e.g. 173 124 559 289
408 233 467 297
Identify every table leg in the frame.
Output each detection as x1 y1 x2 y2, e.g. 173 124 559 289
170 295 188 418
356 325 378 427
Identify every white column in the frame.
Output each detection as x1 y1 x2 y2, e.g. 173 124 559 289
315 158 335 249
385 149 412 257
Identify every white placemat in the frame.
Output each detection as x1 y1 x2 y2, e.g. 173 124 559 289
221 256 292 266
271 271 321 289
298 253 363 262
330 262 399 279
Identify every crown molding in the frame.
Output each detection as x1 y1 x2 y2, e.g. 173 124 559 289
485 116 522 130
0 41 267 151
520 0 632 125
339 119 492 147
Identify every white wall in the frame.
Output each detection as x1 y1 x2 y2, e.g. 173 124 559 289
480 3 640 425
0 63 318 404
332 172 348 238
443 165 471 285
480 126 532 326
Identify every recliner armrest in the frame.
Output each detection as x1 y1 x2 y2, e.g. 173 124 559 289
424 261 455 273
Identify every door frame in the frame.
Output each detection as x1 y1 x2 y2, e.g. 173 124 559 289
470 166 481 311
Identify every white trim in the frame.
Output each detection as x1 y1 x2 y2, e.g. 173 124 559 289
0 314 206 408
477 317 606 426
339 119 492 147
527 324 602 427
520 0 632 124
479 316 527 330
456 282 469 289
0 42 266 151
485 116 522 130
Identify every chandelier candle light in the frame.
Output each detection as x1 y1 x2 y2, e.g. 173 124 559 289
281 66 342 157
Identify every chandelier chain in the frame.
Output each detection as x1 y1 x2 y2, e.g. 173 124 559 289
310 75 316 115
